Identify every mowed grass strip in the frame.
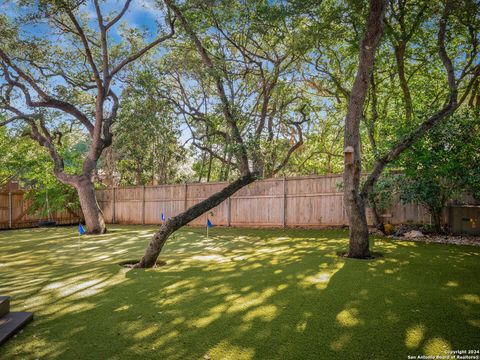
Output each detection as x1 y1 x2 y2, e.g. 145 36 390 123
0 226 479 359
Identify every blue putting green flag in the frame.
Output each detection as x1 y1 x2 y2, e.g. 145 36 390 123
161 212 165 221
78 223 85 235
207 219 214 228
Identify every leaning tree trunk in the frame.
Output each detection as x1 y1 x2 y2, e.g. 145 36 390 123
75 177 106 234
135 174 255 268
343 0 385 258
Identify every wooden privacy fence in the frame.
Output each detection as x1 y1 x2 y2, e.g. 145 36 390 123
96 174 433 228
0 191 82 230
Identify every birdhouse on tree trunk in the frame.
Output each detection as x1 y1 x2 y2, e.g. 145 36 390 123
344 146 354 165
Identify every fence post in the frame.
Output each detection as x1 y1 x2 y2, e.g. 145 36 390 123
8 192 12 229
184 183 188 211
227 197 231 227
283 178 287 228
112 187 116 223
142 185 146 225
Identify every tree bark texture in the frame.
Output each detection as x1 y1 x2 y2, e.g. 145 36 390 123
75 178 107 234
343 0 386 258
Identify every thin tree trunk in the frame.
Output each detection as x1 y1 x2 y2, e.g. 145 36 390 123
358 4 478 230
135 174 255 268
369 196 383 230
207 154 213 182
75 178 106 234
366 71 378 154
394 42 413 123
343 0 385 258
223 151 233 181
219 149 227 181
430 207 443 234
198 152 206 182
365 72 383 231
136 165 142 185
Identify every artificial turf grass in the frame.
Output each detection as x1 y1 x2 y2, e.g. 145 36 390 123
0 226 478 360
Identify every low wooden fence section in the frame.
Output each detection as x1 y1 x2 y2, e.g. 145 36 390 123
0 191 82 230
96 175 433 228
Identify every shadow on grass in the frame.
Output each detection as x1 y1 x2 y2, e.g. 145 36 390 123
0 226 479 359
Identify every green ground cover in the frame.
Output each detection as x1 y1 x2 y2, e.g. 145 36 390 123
0 226 478 359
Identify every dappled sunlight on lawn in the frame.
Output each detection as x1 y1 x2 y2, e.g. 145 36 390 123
0 226 479 359
423 337 452 356
405 324 426 349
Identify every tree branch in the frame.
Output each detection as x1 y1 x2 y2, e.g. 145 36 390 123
0 56 94 135
64 6 103 90
110 16 175 78
106 0 133 30
360 3 479 199
164 0 251 175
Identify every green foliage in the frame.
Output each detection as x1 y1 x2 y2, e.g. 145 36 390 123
368 174 398 214
0 125 84 214
370 110 480 230
109 68 189 186
0 127 38 185
1 0 478 217
24 179 79 218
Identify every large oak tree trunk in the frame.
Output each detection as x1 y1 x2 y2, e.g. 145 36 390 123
75 178 106 234
347 198 370 258
135 174 256 268
343 0 385 258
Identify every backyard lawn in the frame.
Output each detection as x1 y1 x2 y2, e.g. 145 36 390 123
0 226 479 359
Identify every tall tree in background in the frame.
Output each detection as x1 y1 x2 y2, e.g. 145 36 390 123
344 0 479 258
136 0 312 267
343 0 386 258
0 0 174 233
111 68 188 186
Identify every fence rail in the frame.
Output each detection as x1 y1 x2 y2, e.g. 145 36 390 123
2 175 476 232
96 174 434 228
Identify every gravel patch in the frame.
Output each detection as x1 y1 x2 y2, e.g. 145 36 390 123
389 234 480 247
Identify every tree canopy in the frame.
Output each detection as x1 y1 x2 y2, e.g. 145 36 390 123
0 0 478 263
